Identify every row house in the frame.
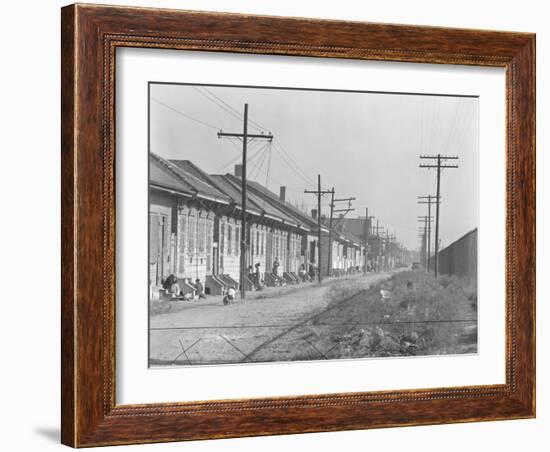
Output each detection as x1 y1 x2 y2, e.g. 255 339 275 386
149 152 367 297
149 153 231 289
322 230 365 276
150 154 310 294
244 181 327 274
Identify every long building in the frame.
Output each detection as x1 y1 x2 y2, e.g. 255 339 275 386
149 153 366 297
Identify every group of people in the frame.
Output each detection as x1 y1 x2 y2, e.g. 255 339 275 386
161 258 319 306
298 262 317 282
272 258 317 284
269 257 287 286
161 274 207 300
247 262 264 290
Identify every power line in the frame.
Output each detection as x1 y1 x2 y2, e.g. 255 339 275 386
186 88 313 187
443 99 464 156
214 140 267 173
188 92 314 186
273 139 315 185
192 86 245 125
260 143 273 210
249 142 270 180
194 86 268 133
203 86 269 133
203 86 268 132
272 140 315 186
150 97 220 130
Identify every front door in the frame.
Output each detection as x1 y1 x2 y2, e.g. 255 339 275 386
212 244 219 275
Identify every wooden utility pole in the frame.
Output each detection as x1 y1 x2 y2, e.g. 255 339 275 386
317 175 322 283
327 195 355 276
418 195 439 271
372 220 384 272
417 216 433 269
305 175 332 283
363 209 375 275
327 188 335 277
418 230 427 267
420 154 459 277
217 104 273 299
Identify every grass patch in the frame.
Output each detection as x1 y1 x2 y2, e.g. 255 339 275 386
319 271 477 357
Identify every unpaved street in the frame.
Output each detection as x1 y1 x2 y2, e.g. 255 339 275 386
149 272 392 366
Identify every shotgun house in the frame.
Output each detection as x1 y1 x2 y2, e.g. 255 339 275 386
320 229 365 277
149 153 231 296
169 161 308 285
150 152 367 299
245 180 326 275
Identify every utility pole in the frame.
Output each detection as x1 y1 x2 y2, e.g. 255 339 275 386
363 209 375 275
373 220 384 272
327 195 355 276
327 188 335 277
418 195 439 271
390 233 397 268
385 231 390 270
217 104 273 299
418 230 427 267
417 216 433 269
305 175 332 283
420 154 459 277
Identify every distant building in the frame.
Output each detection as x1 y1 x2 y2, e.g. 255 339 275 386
432 228 477 280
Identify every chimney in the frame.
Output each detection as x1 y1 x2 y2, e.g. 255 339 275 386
311 209 318 219
234 164 243 178
279 186 287 202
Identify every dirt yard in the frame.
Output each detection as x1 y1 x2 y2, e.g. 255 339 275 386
149 269 477 366
149 272 392 366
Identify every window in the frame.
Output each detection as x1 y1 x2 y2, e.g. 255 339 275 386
187 214 196 256
198 217 206 254
227 225 232 255
261 231 264 255
177 211 187 274
206 218 213 253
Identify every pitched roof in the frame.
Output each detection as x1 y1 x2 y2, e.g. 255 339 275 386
153 155 362 246
245 180 326 232
150 154 195 194
170 160 230 197
169 159 301 227
215 174 301 227
337 218 371 241
245 180 364 245
150 153 230 203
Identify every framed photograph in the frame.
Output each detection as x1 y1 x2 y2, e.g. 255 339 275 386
61 4 535 447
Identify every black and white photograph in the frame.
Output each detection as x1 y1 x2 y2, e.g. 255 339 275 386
148 82 479 367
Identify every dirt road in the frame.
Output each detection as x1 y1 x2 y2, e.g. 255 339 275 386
149 272 392 366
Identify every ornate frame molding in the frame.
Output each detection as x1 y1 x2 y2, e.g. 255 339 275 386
61 4 535 447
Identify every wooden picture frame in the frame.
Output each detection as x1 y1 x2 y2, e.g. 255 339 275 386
61 3 535 447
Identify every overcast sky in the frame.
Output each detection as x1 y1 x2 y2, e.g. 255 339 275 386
150 83 478 251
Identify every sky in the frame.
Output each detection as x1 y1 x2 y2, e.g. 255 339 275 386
149 83 479 251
